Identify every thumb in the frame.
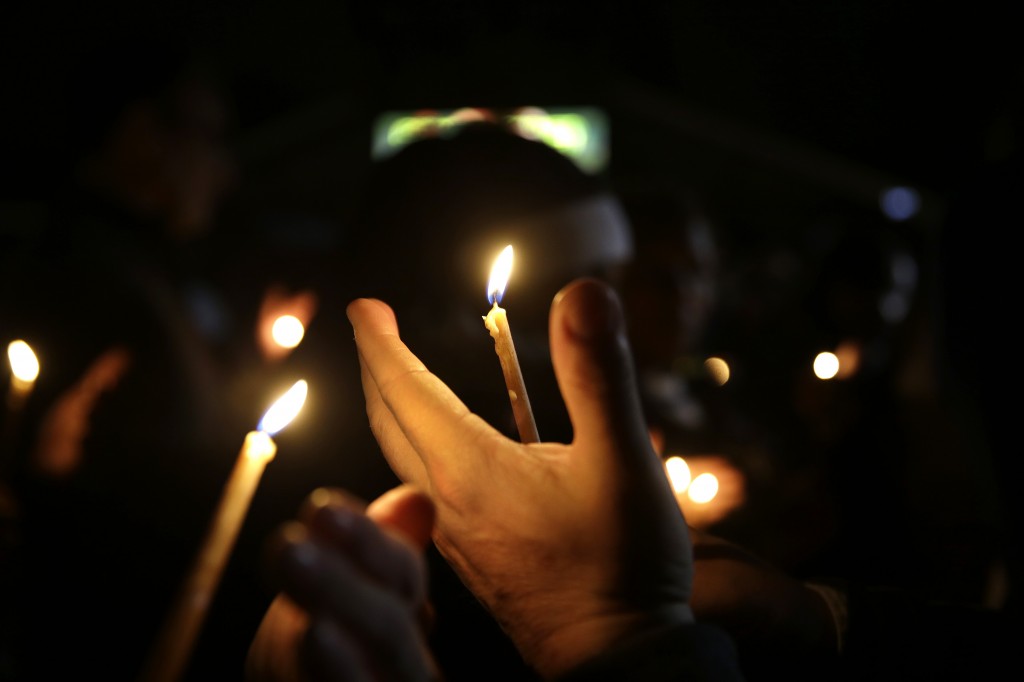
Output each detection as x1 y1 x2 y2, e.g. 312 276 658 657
366 484 436 551
549 278 651 457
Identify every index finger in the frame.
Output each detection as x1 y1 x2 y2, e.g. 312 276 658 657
347 298 500 486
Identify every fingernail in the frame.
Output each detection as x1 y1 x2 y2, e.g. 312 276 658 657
563 280 623 341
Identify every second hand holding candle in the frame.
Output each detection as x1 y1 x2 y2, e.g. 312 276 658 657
140 379 308 682
483 245 540 443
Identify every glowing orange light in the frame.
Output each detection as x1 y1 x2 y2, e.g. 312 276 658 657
7 340 40 384
687 473 719 504
834 341 861 379
665 456 692 492
704 356 730 385
271 315 305 349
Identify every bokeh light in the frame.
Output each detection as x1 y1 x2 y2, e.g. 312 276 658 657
880 186 921 221
834 341 861 379
271 315 305 349
7 339 40 383
813 351 840 380
704 356 730 385
687 473 719 503
665 456 692 492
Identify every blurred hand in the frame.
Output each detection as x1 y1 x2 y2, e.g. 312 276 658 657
347 277 694 679
257 285 319 362
31 346 132 478
246 484 438 682
687 525 841 655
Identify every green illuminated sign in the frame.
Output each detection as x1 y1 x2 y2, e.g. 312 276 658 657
371 106 609 174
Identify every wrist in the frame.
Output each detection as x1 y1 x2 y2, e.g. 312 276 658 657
522 603 695 680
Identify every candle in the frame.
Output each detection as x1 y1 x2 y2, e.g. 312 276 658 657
3 340 40 467
140 379 308 682
483 245 539 443
3 340 38 540
6 339 39 411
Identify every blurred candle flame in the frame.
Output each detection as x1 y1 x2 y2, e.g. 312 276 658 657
813 351 840 380
271 314 305 349
688 473 719 504
487 245 514 305
258 380 308 435
665 456 692 493
704 356 730 386
7 340 40 384
834 341 861 379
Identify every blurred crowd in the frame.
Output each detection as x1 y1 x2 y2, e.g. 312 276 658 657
1 32 1018 682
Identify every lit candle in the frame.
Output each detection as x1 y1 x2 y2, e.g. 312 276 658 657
6 339 40 411
141 379 308 682
3 340 40 465
483 245 539 443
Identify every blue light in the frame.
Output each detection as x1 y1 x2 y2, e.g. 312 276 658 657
880 186 921 221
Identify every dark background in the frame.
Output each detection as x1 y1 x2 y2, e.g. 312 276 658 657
3 2 1019 219
3 0 1017 491
2 3 1019 367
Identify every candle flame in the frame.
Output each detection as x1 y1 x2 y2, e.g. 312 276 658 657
487 245 514 305
665 456 692 493
687 473 719 504
271 314 305 349
258 379 308 435
813 351 840 380
7 340 40 383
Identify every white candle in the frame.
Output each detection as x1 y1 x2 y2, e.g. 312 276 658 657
141 379 308 682
483 245 539 443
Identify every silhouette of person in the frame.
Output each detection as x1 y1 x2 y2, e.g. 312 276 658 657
1 35 252 680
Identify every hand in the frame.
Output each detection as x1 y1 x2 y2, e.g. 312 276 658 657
348 277 694 679
30 346 132 478
246 484 439 682
687 525 842 655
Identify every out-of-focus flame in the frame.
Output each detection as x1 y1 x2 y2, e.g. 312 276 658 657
687 473 719 504
834 340 861 379
813 351 840 380
258 380 308 435
8 340 40 384
665 456 692 492
704 356 730 386
487 245 514 305
271 315 305 349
